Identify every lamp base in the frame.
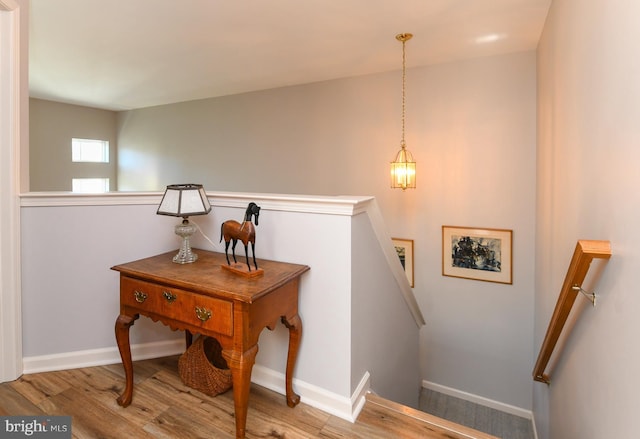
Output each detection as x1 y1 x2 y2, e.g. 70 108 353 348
173 219 198 264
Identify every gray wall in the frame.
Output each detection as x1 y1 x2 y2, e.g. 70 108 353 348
535 0 640 437
116 50 537 411
30 98 117 191
116 72 397 195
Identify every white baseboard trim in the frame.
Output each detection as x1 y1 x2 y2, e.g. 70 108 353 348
422 380 533 420
251 365 370 423
22 341 370 424
531 411 539 439
22 339 185 374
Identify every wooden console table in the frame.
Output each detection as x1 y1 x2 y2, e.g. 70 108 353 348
112 250 309 438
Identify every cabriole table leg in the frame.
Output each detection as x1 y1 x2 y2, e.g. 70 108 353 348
114 313 138 407
282 314 302 407
223 345 259 439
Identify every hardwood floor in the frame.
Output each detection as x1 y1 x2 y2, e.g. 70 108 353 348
0 356 496 438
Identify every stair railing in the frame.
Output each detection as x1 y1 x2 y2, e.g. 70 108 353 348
533 240 611 383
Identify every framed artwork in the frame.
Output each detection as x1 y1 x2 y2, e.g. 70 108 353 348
442 226 512 284
392 238 414 287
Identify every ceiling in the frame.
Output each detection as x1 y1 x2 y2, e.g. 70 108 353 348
29 0 551 111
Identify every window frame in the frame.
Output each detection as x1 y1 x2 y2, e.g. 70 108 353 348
71 138 110 163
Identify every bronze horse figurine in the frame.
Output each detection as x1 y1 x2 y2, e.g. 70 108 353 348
220 202 261 271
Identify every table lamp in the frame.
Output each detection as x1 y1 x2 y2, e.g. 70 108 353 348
157 184 211 263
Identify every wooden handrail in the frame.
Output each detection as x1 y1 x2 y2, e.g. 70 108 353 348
533 240 611 383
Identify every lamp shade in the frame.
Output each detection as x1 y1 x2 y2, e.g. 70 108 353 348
157 184 211 217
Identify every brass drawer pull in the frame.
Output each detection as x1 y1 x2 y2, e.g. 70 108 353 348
134 290 147 303
162 291 177 303
195 306 212 322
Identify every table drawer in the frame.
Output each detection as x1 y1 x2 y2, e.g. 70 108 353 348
121 277 233 336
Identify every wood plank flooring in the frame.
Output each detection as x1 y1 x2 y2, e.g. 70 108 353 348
0 356 496 439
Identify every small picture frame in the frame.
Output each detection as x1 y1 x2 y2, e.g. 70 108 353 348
392 238 414 287
442 226 512 284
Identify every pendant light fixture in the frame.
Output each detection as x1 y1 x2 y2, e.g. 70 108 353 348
390 33 416 190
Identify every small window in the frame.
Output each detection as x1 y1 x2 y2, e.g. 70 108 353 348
72 178 110 193
72 138 109 163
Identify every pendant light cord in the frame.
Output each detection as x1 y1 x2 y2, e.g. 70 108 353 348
396 33 412 149
401 37 406 148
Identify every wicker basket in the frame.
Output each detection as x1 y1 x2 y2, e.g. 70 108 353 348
178 336 232 396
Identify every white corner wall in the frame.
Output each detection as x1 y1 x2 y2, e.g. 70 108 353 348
351 207 421 409
20 191 421 421
535 0 640 438
0 0 23 383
